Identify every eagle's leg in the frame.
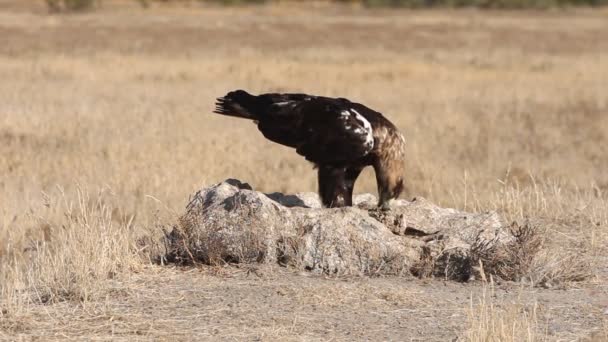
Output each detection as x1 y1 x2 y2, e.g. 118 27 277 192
317 165 348 208
344 167 363 206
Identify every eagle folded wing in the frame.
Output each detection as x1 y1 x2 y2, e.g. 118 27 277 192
294 99 375 164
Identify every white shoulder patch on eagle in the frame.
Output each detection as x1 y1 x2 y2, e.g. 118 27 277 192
337 109 374 151
350 109 374 149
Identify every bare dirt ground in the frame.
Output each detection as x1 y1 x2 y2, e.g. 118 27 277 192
1 0 607 340
3 266 607 341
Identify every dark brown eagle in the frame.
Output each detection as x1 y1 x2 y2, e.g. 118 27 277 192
213 90 406 209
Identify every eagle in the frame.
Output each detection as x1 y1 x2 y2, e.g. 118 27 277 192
213 90 406 209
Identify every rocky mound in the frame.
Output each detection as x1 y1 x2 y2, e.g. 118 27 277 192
164 179 514 281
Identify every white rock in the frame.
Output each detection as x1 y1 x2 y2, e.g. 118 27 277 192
166 179 511 280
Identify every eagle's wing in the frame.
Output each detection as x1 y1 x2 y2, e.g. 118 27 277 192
291 98 375 164
215 90 377 165
254 94 318 148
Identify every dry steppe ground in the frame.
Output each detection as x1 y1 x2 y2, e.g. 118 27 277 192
1 0 607 340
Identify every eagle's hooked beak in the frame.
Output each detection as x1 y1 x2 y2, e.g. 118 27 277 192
378 190 392 210
379 200 392 211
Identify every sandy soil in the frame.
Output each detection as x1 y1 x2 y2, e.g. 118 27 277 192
2 266 606 341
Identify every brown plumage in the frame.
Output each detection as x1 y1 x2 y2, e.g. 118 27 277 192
213 89 406 209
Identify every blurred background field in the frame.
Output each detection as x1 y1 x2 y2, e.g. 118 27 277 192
2 1 607 215
35 0 608 11
0 0 607 340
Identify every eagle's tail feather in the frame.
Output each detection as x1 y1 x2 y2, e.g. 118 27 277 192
213 90 259 120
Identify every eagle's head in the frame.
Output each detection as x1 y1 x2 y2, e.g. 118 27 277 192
376 131 406 209
378 166 405 210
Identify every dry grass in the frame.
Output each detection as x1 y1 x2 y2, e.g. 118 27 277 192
466 282 545 341
0 0 607 339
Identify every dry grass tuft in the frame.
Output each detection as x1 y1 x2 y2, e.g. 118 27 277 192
1 187 145 314
25 189 140 304
473 222 544 283
163 207 270 266
466 283 545 341
472 220 592 286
